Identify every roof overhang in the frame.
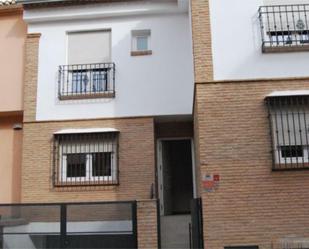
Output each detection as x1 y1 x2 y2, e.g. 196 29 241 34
17 0 105 5
20 0 187 23
54 128 119 135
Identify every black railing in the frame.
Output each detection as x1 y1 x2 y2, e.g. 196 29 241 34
53 132 119 187
266 95 309 171
190 198 204 249
0 201 137 249
58 63 115 100
259 4 309 52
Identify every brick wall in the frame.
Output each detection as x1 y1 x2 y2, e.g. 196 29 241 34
195 79 309 249
23 33 40 123
137 200 159 249
190 0 213 82
21 117 155 203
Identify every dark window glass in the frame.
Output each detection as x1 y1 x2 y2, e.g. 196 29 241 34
92 152 112 177
66 154 87 177
281 145 303 158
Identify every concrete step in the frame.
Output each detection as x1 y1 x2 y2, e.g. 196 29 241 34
161 215 191 249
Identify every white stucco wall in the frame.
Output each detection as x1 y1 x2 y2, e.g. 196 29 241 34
25 1 194 121
209 0 309 81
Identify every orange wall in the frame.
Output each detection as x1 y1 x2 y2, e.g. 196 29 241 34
0 115 22 203
0 8 27 113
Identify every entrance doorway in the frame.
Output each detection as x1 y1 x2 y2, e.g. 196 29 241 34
157 139 195 249
158 139 194 215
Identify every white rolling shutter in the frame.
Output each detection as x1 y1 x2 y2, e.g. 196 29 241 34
68 30 111 65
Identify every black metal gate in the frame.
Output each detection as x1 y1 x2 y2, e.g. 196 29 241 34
190 198 204 249
0 201 137 249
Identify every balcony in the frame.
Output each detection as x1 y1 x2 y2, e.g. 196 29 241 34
259 4 309 53
58 63 115 100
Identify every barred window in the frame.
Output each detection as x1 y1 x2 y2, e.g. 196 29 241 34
53 130 119 187
266 94 309 170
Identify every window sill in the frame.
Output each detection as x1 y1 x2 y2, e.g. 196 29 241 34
262 44 309 53
54 180 119 188
273 162 309 171
131 50 152 56
59 92 115 100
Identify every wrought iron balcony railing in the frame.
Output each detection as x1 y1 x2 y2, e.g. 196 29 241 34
259 4 309 52
58 63 115 100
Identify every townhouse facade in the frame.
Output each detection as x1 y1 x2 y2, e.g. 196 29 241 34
0 0 26 204
1 0 309 249
192 0 309 249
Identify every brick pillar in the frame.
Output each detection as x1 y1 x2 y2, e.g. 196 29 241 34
24 33 41 122
137 199 159 249
191 0 214 82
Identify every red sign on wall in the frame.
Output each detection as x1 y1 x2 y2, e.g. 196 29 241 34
202 174 220 192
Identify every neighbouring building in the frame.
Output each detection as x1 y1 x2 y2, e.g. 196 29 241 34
0 0 26 204
0 0 196 249
192 0 309 249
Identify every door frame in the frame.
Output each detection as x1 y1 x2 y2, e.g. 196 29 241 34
156 137 197 216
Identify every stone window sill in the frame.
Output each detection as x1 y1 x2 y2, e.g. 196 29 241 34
131 50 152 56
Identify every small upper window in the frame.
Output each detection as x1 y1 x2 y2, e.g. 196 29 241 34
136 36 149 51
131 29 152 56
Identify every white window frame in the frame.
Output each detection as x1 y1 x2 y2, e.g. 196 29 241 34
131 30 151 52
275 145 309 164
59 143 117 183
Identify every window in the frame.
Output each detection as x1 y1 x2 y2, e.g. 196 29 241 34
266 93 309 170
259 4 309 53
70 68 109 94
131 29 152 56
58 30 115 100
53 130 119 187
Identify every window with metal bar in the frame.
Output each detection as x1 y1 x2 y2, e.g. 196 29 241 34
53 132 119 187
259 4 309 52
266 95 309 170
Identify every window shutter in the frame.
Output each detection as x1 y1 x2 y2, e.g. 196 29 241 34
68 30 111 65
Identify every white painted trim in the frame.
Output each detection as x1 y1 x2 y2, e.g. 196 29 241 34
156 140 164 216
267 90 309 97
54 128 119 134
191 139 197 199
23 1 187 24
